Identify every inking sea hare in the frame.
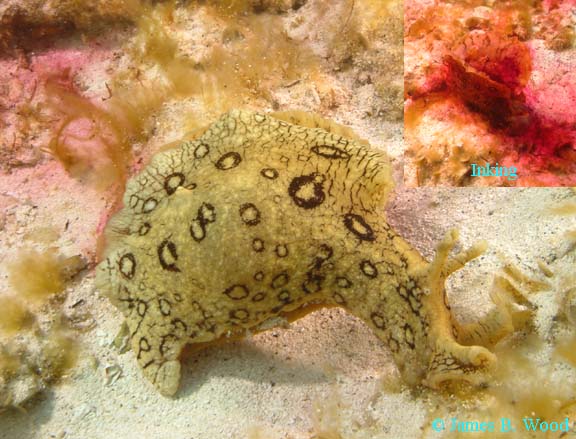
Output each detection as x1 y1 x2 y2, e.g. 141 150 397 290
96 110 518 396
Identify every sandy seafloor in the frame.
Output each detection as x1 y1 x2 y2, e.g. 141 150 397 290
2 175 575 439
0 1 575 439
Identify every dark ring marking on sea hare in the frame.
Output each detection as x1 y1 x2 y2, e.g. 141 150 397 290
277 290 292 304
252 292 267 302
302 272 323 294
129 194 139 208
311 145 350 160
138 222 152 236
275 244 288 258
260 168 279 180
252 238 265 252
343 213 375 242
360 260 378 278
313 244 333 269
136 300 147 317
190 203 216 242
158 298 172 316
254 271 265 281
408 293 423 316
198 203 216 224
239 203 261 226
138 337 151 358
171 318 187 333
332 292 346 305
158 240 181 272
224 284 250 300
142 197 158 213
288 173 326 209
371 312 386 330
335 276 352 288
164 172 186 195
317 244 333 260
194 143 209 159
190 220 206 242
119 253 137 279
215 151 242 170
230 308 250 321
271 271 290 289
404 324 416 349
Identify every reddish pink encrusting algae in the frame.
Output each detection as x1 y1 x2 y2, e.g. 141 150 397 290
406 4 576 185
444 35 575 160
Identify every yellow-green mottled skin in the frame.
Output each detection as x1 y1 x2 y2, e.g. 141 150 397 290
96 110 515 396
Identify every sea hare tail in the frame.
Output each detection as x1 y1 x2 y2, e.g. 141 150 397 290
424 341 496 388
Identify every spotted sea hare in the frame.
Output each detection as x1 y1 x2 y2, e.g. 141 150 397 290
96 110 519 396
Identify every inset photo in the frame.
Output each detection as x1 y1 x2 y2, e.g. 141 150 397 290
404 0 576 186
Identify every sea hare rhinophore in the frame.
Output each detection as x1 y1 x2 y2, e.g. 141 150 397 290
96 110 517 396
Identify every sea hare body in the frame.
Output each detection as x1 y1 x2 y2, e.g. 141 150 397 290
96 110 515 396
